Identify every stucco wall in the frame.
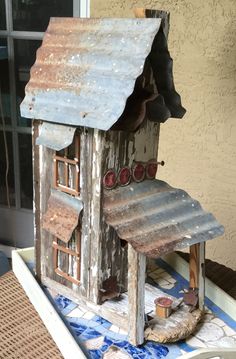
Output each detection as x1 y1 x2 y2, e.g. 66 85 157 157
91 0 236 270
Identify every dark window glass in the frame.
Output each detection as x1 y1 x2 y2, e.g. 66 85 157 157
18 133 33 209
0 38 11 125
0 131 15 206
14 39 41 127
12 0 73 32
0 0 6 30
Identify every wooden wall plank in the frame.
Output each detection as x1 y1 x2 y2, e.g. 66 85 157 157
99 121 160 297
79 128 94 298
32 121 41 279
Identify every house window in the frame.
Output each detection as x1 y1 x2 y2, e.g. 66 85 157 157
41 187 82 285
53 227 81 285
53 134 80 196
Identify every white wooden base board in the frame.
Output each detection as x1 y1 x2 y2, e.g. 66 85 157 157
180 348 236 359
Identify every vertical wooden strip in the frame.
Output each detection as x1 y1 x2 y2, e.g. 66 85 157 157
133 8 146 18
40 144 55 281
32 121 41 279
128 244 146 346
53 239 58 269
80 128 93 298
189 244 200 289
65 163 69 188
76 227 81 282
189 243 205 310
63 147 68 188
75 134 80 161
75 134 80 193
198 242 206 311
53 158 58 188
134 8 170 39
89 129 104 304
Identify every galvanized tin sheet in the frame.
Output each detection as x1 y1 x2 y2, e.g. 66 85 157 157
36 122 76 150
42 189 83 243
20 17 162 130
103 180 224 258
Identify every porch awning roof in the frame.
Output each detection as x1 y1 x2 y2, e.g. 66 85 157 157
103 180 224 258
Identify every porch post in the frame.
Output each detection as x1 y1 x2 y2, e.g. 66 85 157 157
128 244 146 346
189 242 205 310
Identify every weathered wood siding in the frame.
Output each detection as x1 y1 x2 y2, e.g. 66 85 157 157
36 120 159 304
36 124 89 297
93 120 160 299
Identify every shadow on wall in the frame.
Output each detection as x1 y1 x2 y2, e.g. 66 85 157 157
157 3 236 270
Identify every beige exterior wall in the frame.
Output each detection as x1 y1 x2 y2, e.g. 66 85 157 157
91 1 236 270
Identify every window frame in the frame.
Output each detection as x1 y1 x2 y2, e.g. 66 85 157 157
53 134 80 196
53 227 81 286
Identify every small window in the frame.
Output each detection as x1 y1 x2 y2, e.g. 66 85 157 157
53 134 80 196
53 227 81 285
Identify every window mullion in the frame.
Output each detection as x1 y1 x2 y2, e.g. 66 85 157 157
10 31 44 40
5 0 21 209
5 0 13 32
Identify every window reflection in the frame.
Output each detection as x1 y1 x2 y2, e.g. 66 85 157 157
0 131 15 206
12 0 73 32
0 39 11 126
14 39 41 127
0 0 6 30
18 133 33 209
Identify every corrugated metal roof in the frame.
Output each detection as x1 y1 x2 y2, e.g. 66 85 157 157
42 190 83 243
103 180 224 257
20 17 185 131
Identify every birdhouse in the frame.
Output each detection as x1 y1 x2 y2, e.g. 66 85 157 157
20 11 224 346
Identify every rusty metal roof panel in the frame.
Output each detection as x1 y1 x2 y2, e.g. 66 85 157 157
36 122 76 151
103 180 224 257
42 189 83 243
20 17 163 131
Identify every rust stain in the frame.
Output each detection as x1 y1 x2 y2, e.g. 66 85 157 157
99 276 120 303
42 193 79 243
